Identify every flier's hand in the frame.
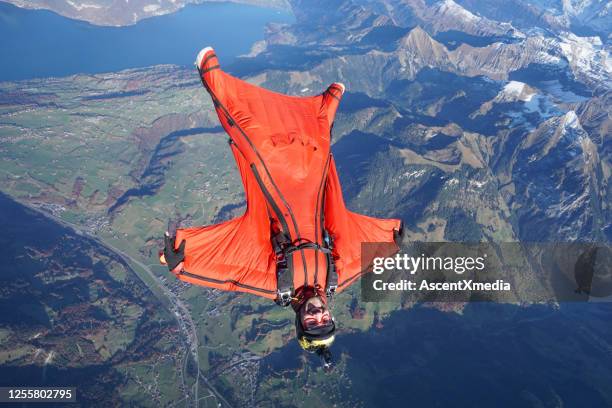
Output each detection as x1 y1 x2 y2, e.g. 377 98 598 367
163 232 186 273
393 221 404 245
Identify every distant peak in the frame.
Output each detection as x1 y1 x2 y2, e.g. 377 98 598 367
409 25 428 36
434 0 479 22
400 25 437 46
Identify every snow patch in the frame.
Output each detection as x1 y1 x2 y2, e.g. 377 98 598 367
44 350 55 365
562 110 581 130
558 110 587 145
403 169 426 179
505 89 560 130
503 81 526 98
558 31 611 84
445 178 459 187
538 80 589 103
437 0 479 22
66 0 102 10
469 180 486 188
498 80 539 105
546 190 589 218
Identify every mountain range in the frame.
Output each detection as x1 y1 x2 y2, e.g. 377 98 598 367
0 0 610 406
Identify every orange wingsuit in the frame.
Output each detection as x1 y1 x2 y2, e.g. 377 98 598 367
169 47 402 301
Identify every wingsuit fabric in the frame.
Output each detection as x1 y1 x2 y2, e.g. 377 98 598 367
172 48 402 299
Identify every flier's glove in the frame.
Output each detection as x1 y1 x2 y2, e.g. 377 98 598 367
163 233 186 272
393 221 404 245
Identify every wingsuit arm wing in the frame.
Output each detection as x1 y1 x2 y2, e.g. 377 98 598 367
324 155 402 292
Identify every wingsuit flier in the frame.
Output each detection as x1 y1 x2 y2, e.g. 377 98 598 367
160 47 403 368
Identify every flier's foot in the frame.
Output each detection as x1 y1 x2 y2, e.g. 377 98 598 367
195 46 215 70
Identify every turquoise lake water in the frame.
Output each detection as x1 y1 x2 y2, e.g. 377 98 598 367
0 1 293 81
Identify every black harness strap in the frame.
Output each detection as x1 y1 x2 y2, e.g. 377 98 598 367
286 242 331 255
322 229 338 297
201 65 220 74
324 89 341 101
272 232 293 306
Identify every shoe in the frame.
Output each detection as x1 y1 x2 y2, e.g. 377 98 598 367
195 46 215 70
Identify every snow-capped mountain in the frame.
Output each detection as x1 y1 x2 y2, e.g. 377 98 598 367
245 0 610 241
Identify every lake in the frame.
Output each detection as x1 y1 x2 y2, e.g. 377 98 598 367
0 1 294 81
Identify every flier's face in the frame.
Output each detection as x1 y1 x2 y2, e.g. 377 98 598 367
301 296 332 329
